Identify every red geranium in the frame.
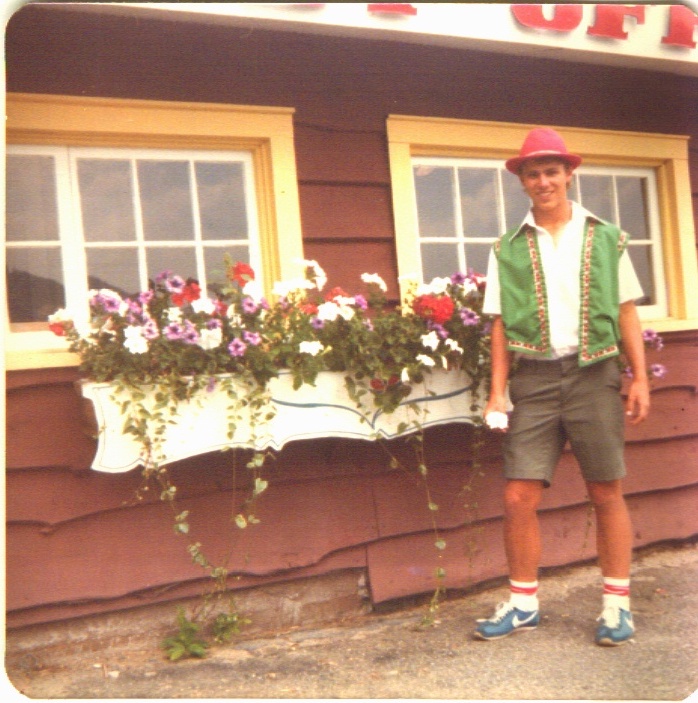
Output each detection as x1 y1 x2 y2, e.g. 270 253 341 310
171 280 201 307
229 261 255 287
325 286 349 301
412 294 454 325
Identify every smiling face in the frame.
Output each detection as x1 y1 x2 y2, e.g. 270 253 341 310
519 157 574 216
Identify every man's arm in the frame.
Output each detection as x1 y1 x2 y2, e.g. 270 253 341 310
484 315 512 422
619 300 650 425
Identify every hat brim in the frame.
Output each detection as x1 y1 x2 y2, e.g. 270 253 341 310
506 152 582 174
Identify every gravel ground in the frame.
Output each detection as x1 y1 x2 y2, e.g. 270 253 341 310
6 541 698 701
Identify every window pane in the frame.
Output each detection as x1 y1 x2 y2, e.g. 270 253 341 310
502 173 531 231
196 162 248 241
78 159 136 243
627 245 655 306
421 242 459 280
414 166 456 238
459 168 499 238
138 161 194 242
578 174 615 223
6 155 60 242
464 242 491 276
6 248 65 322
146 247 197 285
617 176 649 239
86 248 140 299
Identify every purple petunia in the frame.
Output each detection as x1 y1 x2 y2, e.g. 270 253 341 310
353 294 368 311
241 296 259 314
311 317 325 330
228 338 247 357
181 320 200 345
650 363 667 379
243 330 262 346
142 318 160 341
164 322 185 341
460 308 480 326
450 272 467 285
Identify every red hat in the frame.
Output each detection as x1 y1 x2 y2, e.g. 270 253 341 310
505 128 582 174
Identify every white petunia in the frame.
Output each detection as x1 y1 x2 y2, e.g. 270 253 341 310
361 272 388 292
191 297 217 315
166 307 183 322
401 367 411 383
416 354 436 367
316 301 340 322
196 327 223 351
123 325 149 354
242 279 265 302
421 331 440 351
273 278 315 298
444 338 464 354
299 340 324 356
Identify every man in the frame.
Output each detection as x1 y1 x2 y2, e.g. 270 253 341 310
476 127 650 646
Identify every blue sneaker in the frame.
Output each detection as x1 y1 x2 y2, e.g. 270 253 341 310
596 606 635 646
474 601 540 640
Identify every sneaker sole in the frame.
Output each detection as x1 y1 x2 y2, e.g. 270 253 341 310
596 635 633 647
473 624 538 641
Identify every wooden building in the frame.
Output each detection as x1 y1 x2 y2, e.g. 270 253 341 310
5 3 698 637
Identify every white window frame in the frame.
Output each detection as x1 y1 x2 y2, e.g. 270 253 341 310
411 155 668 320
7 144 261 327
5 93 305 370
388 115 698 334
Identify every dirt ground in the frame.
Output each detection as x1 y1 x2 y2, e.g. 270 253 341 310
5 541 698 701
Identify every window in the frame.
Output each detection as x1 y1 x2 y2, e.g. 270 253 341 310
388 116 698 332
5 93 304 369
412 157 666 318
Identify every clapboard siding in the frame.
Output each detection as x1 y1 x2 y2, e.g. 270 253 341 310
4 3 698 629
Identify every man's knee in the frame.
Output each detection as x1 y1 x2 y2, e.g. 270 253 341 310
586 479 625 509
504 479 544 515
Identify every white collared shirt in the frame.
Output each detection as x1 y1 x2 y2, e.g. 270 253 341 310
482 202 644 358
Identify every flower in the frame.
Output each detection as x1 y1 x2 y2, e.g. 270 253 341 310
228 338 247 357
361 273 388 292
123 325 149 354
650 363 667 379
230 261 255 287
48 260 494 413
299 340 324 356
412 294 455 325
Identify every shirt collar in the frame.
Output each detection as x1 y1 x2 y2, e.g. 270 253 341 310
508 201 606 241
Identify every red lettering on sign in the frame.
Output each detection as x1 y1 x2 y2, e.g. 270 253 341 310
662 4 698 48
511 4 583 32
367 4 417 16
587 5 645 40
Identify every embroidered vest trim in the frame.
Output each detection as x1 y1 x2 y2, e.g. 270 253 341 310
494 219 627 367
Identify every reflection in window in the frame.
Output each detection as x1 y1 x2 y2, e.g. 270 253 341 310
5 147 257 326
413 157 663 311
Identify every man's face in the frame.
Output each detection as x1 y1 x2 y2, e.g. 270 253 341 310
519 158 573 213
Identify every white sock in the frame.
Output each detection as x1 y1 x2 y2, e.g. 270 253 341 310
602 577 630 611
509 579 539 611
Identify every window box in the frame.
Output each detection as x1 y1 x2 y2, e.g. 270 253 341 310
81 369 481 473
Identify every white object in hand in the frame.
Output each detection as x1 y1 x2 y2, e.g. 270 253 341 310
485 411 509 430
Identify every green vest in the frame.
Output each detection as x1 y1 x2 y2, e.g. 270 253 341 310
494 218 628 367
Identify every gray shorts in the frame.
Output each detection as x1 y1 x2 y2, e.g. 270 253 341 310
504 355 626 487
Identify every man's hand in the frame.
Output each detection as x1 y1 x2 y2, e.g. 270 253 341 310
484 396 509 432
626 377 650 425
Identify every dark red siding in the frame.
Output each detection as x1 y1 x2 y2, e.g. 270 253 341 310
5 3 698 628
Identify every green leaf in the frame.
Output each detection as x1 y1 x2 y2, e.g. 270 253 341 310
234 514 248 529
435 538 447 550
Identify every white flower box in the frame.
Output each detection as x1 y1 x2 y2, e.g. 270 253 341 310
81 369 482 473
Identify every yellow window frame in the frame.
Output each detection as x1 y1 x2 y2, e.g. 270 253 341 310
387 115 698 333
5 93 305 369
